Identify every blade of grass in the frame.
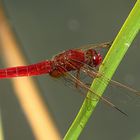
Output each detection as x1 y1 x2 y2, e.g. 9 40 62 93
64 0 140 139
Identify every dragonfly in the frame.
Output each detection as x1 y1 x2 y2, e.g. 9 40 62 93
0 42 139 116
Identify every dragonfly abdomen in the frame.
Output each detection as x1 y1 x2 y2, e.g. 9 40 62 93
0 61 52 79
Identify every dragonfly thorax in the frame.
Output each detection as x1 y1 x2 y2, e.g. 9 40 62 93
50 50 85 77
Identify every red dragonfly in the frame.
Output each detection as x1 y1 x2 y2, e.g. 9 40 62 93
0 42 139 116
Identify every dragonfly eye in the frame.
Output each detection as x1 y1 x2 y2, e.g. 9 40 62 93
93 53 102 66
85 49 102 67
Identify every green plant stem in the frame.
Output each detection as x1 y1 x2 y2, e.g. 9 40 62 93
64 0 140 139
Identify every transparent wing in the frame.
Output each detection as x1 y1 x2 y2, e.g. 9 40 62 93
58 62 127 116
69 58 140 97
76 41 112 50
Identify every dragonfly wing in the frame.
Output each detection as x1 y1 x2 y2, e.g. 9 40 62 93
82 65 140 96
69 58 140 97
60 60 127 116
64 67 127 116
76 41 112 50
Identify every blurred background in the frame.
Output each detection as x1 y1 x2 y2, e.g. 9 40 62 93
0 0 140 140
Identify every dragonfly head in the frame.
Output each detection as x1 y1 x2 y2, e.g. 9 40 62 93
93 51 102 66
85 49 102 67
